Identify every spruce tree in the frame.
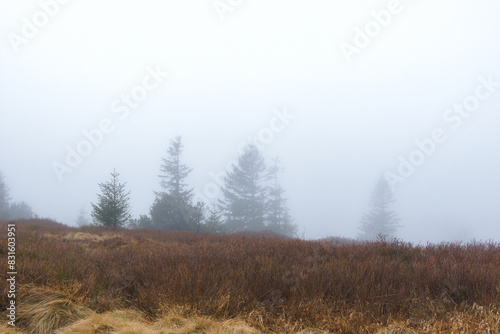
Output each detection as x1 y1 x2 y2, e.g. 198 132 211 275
0 171 11 219
91 169 131 228
158 136 193 203
75 207 91 227
152 136 200 231
128 214 153 229
358 176 401 240
150 193 190 230
150 194 204 231
203 202 225 234
9 202 35 219
266 158 297 237
220 144 267 232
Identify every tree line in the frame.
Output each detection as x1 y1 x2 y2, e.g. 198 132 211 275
0 171 37 220
89 136 298 237
0 136 402 240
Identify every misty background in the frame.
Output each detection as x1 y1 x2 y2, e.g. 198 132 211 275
0 0 499 242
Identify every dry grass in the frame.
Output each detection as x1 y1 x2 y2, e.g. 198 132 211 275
10 287 261 334
55 309 259 334
0 323 19 333
16 288 92 334
62 232 106 242
376 327 417 334
1 219 500 333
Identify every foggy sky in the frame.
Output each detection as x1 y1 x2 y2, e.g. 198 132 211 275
1 0 499 242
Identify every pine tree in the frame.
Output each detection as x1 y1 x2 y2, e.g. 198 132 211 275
150 193 202 231
281 206 297 237
203 202 225 234
128 214 153 229
152 136 200 231
158 136 193 203
220 144 267 232
0 171 11 219
75 207 91 227
9 201 35 219
191 202 205 233
265 158 297 237
91 169 131 228
358 176 401 240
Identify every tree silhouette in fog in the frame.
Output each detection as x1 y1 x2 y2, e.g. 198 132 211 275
0 171 10 219
151 136 203 231
219 144 267 232
358 176 401 240
9 201 36 219
75 206 91 227
266 158 297 237
158 136 193 203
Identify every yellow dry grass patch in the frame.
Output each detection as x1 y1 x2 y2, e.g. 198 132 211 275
57 309 261 334
10 287 500 334
14 288 261 334
42 231 109 243
17 288 93 334
376 326 417 334
54 310 151 334
61 232 136 249
63 232 105 242
0 323 19 333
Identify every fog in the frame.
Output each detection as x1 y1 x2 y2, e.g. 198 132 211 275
1 0 499 242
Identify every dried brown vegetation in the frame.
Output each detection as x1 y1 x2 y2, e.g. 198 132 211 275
1 219 499 333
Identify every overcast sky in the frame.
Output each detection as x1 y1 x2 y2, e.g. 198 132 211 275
1 0 499 242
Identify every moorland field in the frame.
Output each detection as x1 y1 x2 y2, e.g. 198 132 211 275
1 219 500 333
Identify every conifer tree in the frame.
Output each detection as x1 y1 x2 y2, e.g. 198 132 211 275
9 201 35 219
266 158 297 237
75 207 91 227
128 214 153 229
152 136 201 231
358 176 401 240
203 202 225 234
220 144 267 232
91 169 131 228
0 171 11 219
158 136 193 203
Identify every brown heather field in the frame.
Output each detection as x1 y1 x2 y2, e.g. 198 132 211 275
1 219 500 333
